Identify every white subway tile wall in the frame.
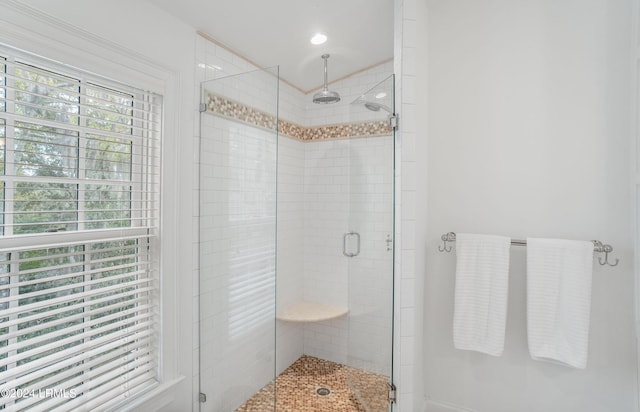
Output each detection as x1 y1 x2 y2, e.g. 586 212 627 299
276 136 306 374
301 139 351 365
394 0 420 409
300 136 394 372
199 113 278 412
346 136 395 375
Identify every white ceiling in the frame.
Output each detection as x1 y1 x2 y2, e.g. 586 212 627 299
147 0 394 93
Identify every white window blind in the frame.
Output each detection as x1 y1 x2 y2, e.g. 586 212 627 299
0 46 161 411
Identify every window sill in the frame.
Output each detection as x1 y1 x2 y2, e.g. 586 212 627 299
108 376 185 412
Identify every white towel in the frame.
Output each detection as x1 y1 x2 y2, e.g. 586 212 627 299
526 238 594 369
453 233 511 356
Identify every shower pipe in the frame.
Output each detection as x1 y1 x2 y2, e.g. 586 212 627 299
437 231 618 267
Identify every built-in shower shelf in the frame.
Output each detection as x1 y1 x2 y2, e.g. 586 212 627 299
276 301 348 323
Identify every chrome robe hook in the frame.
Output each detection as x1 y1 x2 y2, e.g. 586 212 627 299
598 245 619 267
592 241 619 267
438 232 455 252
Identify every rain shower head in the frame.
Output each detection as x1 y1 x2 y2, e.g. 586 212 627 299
313 54 341 104
313 89 341 104
364 101 393 114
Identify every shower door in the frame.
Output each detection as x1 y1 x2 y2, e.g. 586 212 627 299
345 74 396 411
198 67 279 412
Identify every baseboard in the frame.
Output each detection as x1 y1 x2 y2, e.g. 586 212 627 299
424 398 478 412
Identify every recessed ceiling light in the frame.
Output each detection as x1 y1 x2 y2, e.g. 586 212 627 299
375 92 387 99
310 33 327 45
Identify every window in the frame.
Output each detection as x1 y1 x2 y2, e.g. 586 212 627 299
0 47 161 411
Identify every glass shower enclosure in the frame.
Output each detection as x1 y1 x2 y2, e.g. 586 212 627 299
198 67 279 412
198 67 396 412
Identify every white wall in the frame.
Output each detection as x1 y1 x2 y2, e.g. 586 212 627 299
423 1 636 411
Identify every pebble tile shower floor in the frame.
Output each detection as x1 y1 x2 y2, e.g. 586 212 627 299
235 355 389 412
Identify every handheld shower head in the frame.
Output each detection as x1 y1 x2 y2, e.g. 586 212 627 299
363 101 393 114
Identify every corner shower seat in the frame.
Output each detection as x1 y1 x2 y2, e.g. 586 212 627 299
276 301 348 322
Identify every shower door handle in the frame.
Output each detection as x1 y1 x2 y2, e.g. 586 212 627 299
343 232 360 258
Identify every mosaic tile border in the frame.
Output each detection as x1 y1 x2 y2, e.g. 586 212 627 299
206 92 393 142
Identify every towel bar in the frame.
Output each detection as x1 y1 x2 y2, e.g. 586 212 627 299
438 231 618 267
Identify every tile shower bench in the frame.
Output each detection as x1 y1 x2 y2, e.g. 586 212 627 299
276 301 348 322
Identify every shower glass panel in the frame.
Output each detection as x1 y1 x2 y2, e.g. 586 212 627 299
198 67 279 412
346 74 396 411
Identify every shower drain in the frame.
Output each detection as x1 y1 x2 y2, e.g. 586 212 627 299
316 387 331 396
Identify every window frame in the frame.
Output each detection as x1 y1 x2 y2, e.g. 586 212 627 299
0 43 166 411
